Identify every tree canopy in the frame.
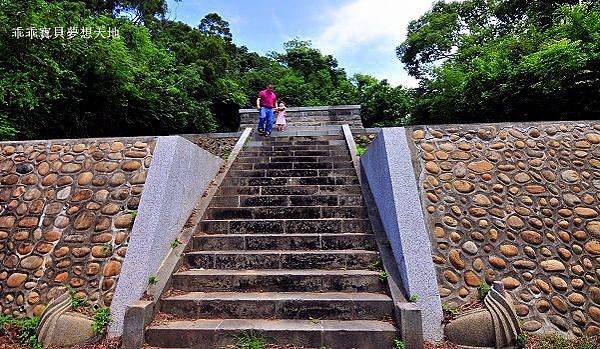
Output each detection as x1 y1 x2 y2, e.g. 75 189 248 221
1 0 598 140
0 1 408 140
397 0 600 125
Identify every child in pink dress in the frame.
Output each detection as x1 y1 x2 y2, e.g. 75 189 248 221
275 102 287 131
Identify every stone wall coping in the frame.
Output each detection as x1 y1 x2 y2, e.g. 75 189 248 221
239 105 361 113
0 132 245 146
109 135 224 337
343 124 425 348
177 131 243 139
119 128 253 348
405 119 600 131
0 135 157 146
342 125 362 187
361 127 443 341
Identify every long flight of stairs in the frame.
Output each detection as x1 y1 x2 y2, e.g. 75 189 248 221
144 130 397 348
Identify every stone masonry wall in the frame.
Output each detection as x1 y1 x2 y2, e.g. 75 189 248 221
408 121 600 337
0 137 155 317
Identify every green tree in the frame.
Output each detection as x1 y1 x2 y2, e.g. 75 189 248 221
199 13 233 43
0 1 409 140
354 75 412 127
398 0 600 125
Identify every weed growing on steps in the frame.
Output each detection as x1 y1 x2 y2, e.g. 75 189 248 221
234 329 269 349
367 258 382 271
171 238 182 248
378 271 389 282
408 294 419 302
92 307 111 335
0 315 43 349
148 275 159 285
393 338 406 349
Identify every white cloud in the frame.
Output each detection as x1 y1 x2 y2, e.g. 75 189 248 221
313 0 436 87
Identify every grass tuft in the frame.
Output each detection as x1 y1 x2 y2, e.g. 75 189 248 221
477 281 491 300
92 307 111 335
378 271 389 282
234 329 269 349
356 144 367 156
393 338 406 349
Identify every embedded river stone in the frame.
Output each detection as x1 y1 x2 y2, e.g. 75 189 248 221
411 122 600 336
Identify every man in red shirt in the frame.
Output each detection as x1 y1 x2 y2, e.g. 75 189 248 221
256 83 277 136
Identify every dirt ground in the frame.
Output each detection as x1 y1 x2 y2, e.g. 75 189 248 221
1 333 599 349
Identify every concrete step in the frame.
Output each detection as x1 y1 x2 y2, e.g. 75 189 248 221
239 150 345 157
236 155 352 163
159 292 393 321
198 218 372 235
204 206 367 220
145 318 397 348
244 145 347 152
192 233 376 251
221 176 359 187
247 139 346 146
250 136 344 144
230 161 355 170
216 184 363 196
171 269 386 293
209 195 364 208
226 168 357 178
185 250 379 270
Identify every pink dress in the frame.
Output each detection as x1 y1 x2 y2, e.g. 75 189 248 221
275 109 286 125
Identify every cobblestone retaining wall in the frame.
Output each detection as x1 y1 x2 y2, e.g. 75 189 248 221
0 137 156 317
408 121 600 337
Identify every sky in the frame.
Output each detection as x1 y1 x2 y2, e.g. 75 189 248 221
165 0 437 87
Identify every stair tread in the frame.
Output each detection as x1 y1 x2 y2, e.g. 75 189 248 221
163 291 392 302
194 233 372 237
207 205 364 209
201 218 369 222
185 249 377 255
147 318 397 332
213 194 362 198
174 269 381 276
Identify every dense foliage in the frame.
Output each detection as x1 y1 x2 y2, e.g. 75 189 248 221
397 0 600 125
0 0 407 140
2 0 598 140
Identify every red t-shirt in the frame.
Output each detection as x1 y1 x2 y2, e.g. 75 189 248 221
258 89 277 108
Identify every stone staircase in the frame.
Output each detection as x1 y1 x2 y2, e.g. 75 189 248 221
143 130 397 348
